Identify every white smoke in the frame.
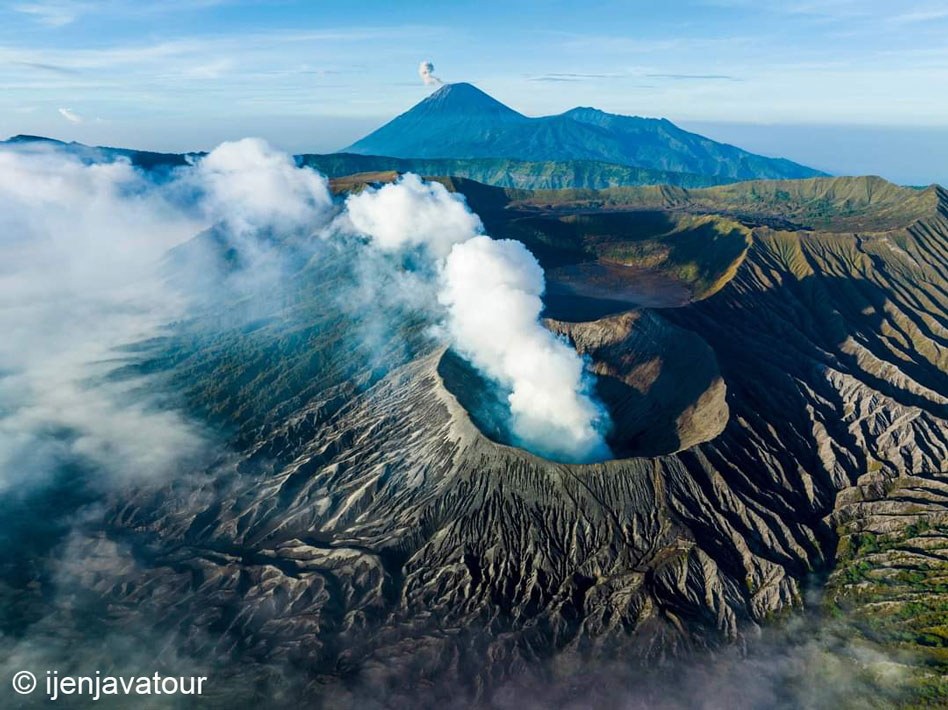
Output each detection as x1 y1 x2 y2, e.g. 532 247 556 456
344 173 481 257
441 237 611 462
0 139 337 493
0 139 610 500
193 137 332 235
418 60 443 87
341 174 612 463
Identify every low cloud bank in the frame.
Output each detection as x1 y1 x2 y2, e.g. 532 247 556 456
0 138 347 494
0 146 205 493
0 138 353 710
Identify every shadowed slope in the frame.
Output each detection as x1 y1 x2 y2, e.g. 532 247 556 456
343 83 824 181
13 174 948 707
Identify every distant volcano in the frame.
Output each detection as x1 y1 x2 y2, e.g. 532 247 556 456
342 82 824 181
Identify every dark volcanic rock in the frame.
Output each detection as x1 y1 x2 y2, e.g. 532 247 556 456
17 177 948 707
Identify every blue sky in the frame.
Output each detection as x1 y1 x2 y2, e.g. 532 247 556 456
2 0 948 184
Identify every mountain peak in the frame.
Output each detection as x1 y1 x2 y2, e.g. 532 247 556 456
6 134 67 145
416 82 525 119
427 82 487 98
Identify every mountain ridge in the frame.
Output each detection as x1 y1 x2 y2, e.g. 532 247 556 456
343 82 826 181
0 134 762 191
80 175 948 707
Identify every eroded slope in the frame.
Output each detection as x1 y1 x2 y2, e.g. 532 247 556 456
16 176 948 708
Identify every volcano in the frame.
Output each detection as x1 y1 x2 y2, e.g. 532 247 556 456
343 82 824 181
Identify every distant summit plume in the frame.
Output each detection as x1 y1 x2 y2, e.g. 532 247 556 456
418 60 443 86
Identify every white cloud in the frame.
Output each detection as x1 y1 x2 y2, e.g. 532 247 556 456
57 106 82 123
0 145 206 491
0 138 340 493
891 8 948 23
13 1 83 27
183 58 233 79
11 0 237 28
343 173 481 257
194 137 332 234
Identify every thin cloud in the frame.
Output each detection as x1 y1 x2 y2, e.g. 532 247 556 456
547 30 757 54
702 0 869 21
182 58 233 79
647 73 741 81
57 107 82 123
526 72 625 82
0 27 442 72
891 8 948 23
11 0 236 28
14 61 81 75
12 1 83 27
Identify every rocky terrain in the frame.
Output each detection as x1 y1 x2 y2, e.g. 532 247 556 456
7 174 948 708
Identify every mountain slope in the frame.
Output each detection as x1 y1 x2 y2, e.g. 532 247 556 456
4 133 193 171
3 134 733 190
343 83 825 181
15 175 944 706
299 153 733 190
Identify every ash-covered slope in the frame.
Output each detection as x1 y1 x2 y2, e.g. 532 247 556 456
26 176 948 707
343 83 824 181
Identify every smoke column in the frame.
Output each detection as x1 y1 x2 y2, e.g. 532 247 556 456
344 173 480 256
344 175 612 463
418 60 443 86
440 236 611 462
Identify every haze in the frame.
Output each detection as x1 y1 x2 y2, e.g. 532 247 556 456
2 0 948 186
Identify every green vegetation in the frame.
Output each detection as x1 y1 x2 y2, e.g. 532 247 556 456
302 153 732 191
497 210 750 299
828 522 948 708
505 176 940 232
692 176 940 231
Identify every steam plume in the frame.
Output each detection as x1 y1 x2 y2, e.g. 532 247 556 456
418 60 443 86
343 174 612 462
344 173 480 256
193 137 332 235
441 237 611 461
